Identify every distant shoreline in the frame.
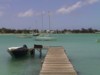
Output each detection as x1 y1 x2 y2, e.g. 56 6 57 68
0 33 25 35
0 33 14 35
0 33 99 35
0 27 99 34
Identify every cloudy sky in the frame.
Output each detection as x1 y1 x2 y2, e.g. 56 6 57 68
0 0 100 30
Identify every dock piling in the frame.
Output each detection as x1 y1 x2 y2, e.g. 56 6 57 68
39 49 42 59
29 48 35 57
34 44 43 58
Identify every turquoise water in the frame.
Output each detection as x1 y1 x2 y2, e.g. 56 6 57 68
0 34 100 75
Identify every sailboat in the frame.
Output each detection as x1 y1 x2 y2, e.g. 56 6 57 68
32 20 40 36
35 32 55 41
17 30 33 38
18 34 33 38
35 11 56 41
33 33 40 36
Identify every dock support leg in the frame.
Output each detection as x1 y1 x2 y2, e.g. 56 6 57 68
30 49 35 57
39 49 42 59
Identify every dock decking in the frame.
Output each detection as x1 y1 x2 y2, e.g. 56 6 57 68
40 47 77 75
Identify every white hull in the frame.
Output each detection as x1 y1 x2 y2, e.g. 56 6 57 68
35 36 56 41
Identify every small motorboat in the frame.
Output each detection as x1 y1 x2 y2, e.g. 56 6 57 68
17 34 33 38
8 45 28 58
33 33 40 36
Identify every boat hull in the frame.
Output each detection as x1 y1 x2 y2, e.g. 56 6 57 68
8 46 28 58
35 36 56 41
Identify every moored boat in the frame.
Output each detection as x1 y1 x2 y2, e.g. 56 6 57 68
33 33 40 36
35 36 56 41
17 34 33 38
8 45 28 58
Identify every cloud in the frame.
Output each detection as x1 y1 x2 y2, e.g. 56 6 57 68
57 1 82 14
85 0 99 4
18 9 34 17
57 0 99 14
18 10 50 17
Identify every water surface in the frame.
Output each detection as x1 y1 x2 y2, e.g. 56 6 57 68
0 34 100 75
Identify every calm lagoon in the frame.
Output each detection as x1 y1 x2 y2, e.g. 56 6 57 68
0 34 100 75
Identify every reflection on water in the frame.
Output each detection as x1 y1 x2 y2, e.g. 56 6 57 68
7 55 42 75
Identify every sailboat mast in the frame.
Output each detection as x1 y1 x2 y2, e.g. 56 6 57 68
41 12 44 31
48 11 51 31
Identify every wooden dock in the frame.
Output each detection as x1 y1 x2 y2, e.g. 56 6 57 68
40 47 77 75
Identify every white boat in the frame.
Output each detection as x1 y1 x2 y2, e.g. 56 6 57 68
95 32 100 34
33 33 40 36
17 34 33 38
35 35 55 41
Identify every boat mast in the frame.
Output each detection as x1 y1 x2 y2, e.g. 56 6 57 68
48 11 51 32
41 12 44 32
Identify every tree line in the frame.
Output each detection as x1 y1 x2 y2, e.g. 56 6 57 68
0 27 99 34
0 28 39 34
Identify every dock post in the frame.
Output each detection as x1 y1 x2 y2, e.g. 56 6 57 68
30 48 35 57
34 44 43 58
39 49 42 59
41 59 44 67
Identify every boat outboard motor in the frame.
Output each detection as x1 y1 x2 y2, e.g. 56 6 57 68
23 44 27 48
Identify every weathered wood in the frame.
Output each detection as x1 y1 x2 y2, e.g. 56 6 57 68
40 47 77 75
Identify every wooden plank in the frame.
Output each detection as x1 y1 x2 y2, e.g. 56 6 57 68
39 47 77 75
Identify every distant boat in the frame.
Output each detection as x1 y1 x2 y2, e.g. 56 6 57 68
33 33 40 36
95 32 100 34
8 45 28 58
35 34 56 41
35 11 56 41
17 34 33 38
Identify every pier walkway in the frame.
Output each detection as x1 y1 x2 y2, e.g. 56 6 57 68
40 46 77 75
